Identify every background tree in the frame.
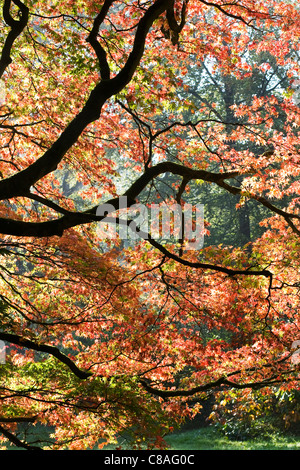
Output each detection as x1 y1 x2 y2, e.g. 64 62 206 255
177 40 294 248
0 0 299 450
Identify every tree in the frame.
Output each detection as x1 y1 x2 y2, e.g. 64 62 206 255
0 0 299 450
181 40 294 247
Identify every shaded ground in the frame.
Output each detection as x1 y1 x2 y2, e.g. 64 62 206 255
2 421 299 450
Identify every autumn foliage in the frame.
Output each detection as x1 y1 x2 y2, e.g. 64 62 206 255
0 0 299 450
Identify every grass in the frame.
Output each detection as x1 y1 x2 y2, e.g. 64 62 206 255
3 423 300 450
164 426 300 450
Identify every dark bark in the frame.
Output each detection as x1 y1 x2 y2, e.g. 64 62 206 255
0 332 92 379
0 0 172 200
0 424 43 450
0 0 29 78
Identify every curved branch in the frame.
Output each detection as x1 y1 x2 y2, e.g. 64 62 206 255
86 0 114 80
0 0 172 201
0 332 92 379
216 179 300 235
0 424 42 450
0 164 241 236
0 0 29 78
166 0 188 45
140 355 297 398
0 161 298 239
140 375 289 398
199 0 264 28
123 161 243 201
111 0 172 91
146 234 273 279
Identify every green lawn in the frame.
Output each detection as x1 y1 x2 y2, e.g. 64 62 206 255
3 423 300 450
164 427 300 450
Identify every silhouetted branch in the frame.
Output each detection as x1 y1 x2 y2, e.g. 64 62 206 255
0 332 92 379
0 0 29 78
0 424 43 450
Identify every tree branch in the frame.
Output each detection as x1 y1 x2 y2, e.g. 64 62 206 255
0 164 242 236
0 160 298 239
86 0 114 80
216 179 300 226
0 332 92 379
0 0 29 78
0 0 172 201
145 234 273 279
199 0 264 29
0 416 37 423
0 424 43 450
140 355 297 398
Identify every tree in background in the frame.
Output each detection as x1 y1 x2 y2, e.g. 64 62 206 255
0 0 299 450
